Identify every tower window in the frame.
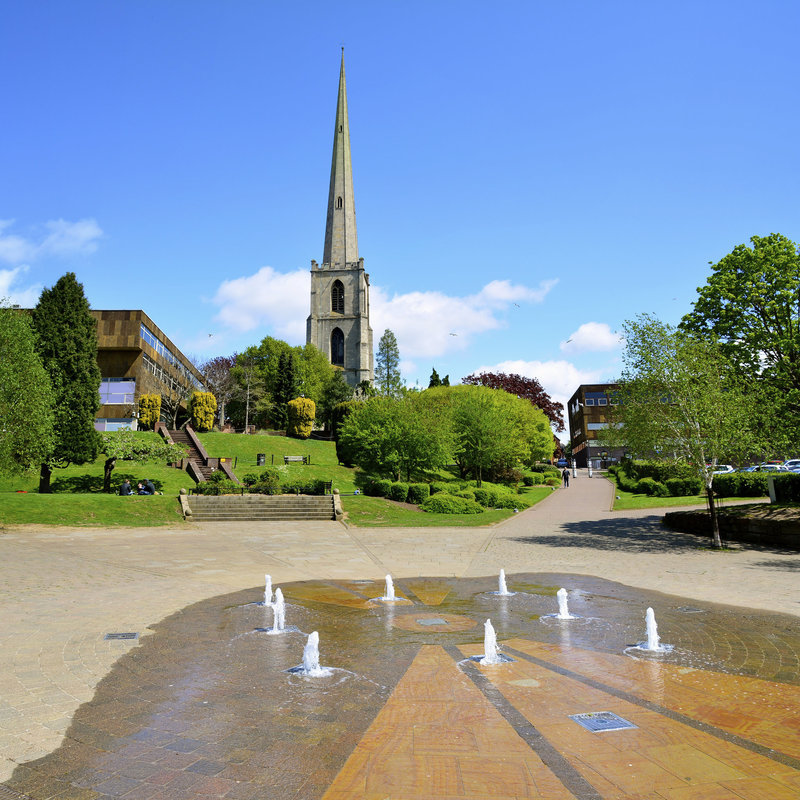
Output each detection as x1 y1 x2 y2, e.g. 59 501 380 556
336 196 343 209
331 328 345 366
331 280 344 313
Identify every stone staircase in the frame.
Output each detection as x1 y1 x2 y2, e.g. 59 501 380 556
186 494 337 522
168 428 215 481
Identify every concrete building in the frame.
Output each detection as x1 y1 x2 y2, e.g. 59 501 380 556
306 52 374 387
93 309 206 431
567 383 626 469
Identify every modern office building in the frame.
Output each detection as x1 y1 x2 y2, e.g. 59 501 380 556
93 310 206 431
567 383 626 469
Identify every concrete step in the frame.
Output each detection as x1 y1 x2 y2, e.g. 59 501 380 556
186 495 336 521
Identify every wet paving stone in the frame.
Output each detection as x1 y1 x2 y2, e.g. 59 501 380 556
3 573 800 799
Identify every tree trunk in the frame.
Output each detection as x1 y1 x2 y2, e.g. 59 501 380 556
103 457 117 493
39 463 52 494
707 483 722 549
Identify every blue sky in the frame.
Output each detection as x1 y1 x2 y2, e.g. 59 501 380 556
2 0 799 430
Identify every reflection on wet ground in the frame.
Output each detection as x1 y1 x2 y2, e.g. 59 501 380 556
4 573 800 799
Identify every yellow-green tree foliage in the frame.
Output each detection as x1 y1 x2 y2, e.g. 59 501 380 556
190 391 217 432
138 394 161 430
287 397 315 439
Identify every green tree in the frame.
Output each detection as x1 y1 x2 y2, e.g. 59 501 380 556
137 394 161 430
428 367 441 388
321 369 354 432
375 329 402 397
31 273 101 493
287 397 315 439
680 233 800 449
338 394 453 480
439 385 549 486
99 429 187 493
200 354 237 427
618 314 759 548
272 350 299 429
0 305 55 475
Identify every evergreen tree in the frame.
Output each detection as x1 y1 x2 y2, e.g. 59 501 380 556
0 305 55 475
442 374 450 387
273 351 299 429
428 367 441 388
375 329 402 397
31 272 101 492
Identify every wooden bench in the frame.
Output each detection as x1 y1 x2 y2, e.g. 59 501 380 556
284 455 309 465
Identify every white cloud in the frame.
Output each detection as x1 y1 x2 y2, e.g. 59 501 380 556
212 266 309 341
560 322 623 354
0 218 102 264
0 266 42 307
372 278 557 360
210 267 557 359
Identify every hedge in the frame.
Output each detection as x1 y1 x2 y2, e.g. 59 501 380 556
421 494 484 514
712 472 768 498
772 473 800 502
665 477 703 496
407 483 430 504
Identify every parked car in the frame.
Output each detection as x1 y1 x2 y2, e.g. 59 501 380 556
556 458 568 468
712 465 735 475
738 466 759 472
783 459 800 470
757 464 790 472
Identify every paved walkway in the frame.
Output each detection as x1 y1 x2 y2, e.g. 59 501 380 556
0 473 798 798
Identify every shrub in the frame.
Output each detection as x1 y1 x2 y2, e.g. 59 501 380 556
545 477 560 487
453 489 476 500
138 394 161 430
421 493 484 514
492 465 524 485
494 493 533 509
250 467 281 493
389 481 409 502
773 473 800 503
189 391 217 432
713 472 768 498
621 459 696 483
407 483 430 504
534 464 560 477
194 479 240 495
287 397 315 439
526 472 546 485
278 478 328 495
430 481 450 495
665 477 703 496
473 487 500 507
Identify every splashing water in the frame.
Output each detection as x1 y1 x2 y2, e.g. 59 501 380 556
272 588 286 632
645 607 661 651
301 631 328 676
383 574 396 602
480 619 503 665
556 588 575 620
264 574 273 606
498 569 513 596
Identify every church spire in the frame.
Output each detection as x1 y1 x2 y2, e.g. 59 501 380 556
323 50 359 267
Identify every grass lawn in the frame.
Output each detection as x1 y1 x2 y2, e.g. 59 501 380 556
0 432 554 528
611 489 711 511
342 486 553 527
0 494 184 527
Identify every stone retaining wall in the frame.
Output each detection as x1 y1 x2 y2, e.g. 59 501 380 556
663 509 800 550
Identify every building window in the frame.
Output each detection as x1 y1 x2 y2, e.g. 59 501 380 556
336 196 343 209
331 328 345 366
94 418 135 432
99 378 136 405
139 324 203 389
585 398 595 406
331 280 344 313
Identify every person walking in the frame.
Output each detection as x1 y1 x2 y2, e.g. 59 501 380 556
561 468 570 487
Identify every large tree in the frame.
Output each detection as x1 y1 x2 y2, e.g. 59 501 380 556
432 385 552 485
201 354 237 427
31 273 101 492
375 329 403 397
618 315 759 549
99 429 187 493
462 371 564 431
680 232 800 449
0 305 55 474
338 394 453 481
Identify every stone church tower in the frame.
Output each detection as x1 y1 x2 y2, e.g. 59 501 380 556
306 52 374 387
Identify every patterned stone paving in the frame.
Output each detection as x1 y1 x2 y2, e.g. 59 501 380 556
3 574 799 799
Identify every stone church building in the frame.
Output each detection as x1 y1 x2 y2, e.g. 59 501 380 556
306 53 374 387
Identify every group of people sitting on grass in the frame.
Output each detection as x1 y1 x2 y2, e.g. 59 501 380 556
119 479 157 496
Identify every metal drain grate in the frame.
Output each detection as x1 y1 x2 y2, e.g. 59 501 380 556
104 632 139 640
676 606 705 613
569 712 637 733
417 618 448 626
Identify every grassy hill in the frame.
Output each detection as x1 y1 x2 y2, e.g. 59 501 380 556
0 431 551 527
